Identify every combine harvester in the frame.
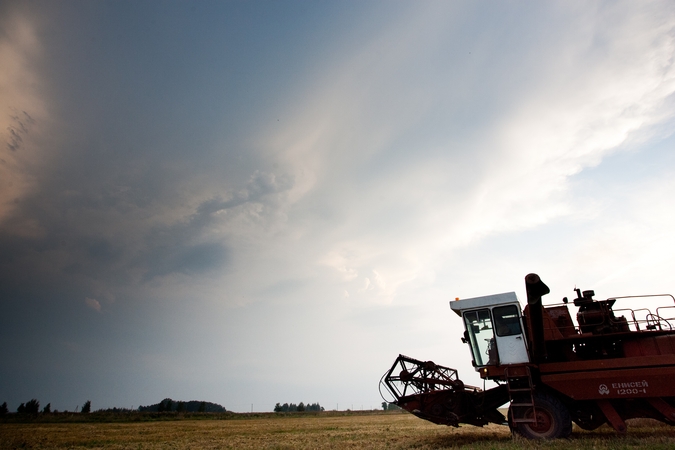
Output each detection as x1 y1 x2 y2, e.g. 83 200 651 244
380 273 675 438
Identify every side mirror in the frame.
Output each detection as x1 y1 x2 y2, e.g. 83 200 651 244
461 330 469 344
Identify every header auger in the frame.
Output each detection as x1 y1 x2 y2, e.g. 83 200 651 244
380 273 675 439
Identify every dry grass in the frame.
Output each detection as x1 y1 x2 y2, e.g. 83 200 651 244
2 412 675 449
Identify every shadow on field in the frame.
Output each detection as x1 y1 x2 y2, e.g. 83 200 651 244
415 421 675 449
415 428 512 449
570 421 675 439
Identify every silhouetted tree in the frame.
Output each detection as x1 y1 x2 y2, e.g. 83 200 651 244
274 403 282 412
297 402 305 412
43 403 51 414
176 401 185 413
25 399 39 415
81 400 91 414
0 402 8 415
17 403 26 413
156 398 175 412
198 401 206 412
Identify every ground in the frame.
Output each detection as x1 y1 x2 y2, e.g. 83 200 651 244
2 411 675 449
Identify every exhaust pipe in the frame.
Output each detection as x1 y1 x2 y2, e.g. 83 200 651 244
525 273 550 363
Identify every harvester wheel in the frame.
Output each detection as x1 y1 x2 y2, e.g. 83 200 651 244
511 393 572 439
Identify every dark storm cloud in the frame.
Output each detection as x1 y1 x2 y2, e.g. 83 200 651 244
0 171 258 302
0 160 295 312
0 0 296 302
139 171 293 279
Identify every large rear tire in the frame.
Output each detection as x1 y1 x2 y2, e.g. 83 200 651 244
510 393 572 439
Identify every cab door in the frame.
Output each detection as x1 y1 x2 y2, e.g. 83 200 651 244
492 304 529 364
462 309 498 367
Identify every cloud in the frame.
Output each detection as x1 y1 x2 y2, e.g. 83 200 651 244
142 242 229 280
132 169 296 283
565 170 675 293
196 172 291 213
446 2 675 237
85 297 101 312
2 1 664 314
244 1 675 309
0 9 46 225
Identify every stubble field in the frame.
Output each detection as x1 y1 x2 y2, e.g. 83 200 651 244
3 411 675 449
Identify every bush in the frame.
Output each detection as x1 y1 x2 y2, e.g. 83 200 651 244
138 399 226 413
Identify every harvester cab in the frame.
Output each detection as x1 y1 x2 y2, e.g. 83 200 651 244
450 292 529 368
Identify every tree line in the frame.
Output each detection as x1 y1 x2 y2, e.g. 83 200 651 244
0 397 229 415
0 399 91 415
274 402 323 412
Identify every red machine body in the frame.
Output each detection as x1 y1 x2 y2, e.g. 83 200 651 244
381 273 675 439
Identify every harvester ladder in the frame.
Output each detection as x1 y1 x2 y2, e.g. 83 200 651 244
505 366 537 424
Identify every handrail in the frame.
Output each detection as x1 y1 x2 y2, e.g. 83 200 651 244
536 294 675 336
607 294 675 304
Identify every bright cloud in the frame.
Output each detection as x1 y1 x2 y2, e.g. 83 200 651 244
254 1 675 308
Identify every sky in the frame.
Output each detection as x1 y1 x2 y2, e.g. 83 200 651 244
1 0 675 413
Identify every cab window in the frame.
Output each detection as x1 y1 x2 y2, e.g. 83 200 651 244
493 304 522 337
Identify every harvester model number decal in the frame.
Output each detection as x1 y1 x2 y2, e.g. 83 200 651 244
598 381 648 396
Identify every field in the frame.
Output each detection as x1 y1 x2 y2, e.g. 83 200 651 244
3 411 675 449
